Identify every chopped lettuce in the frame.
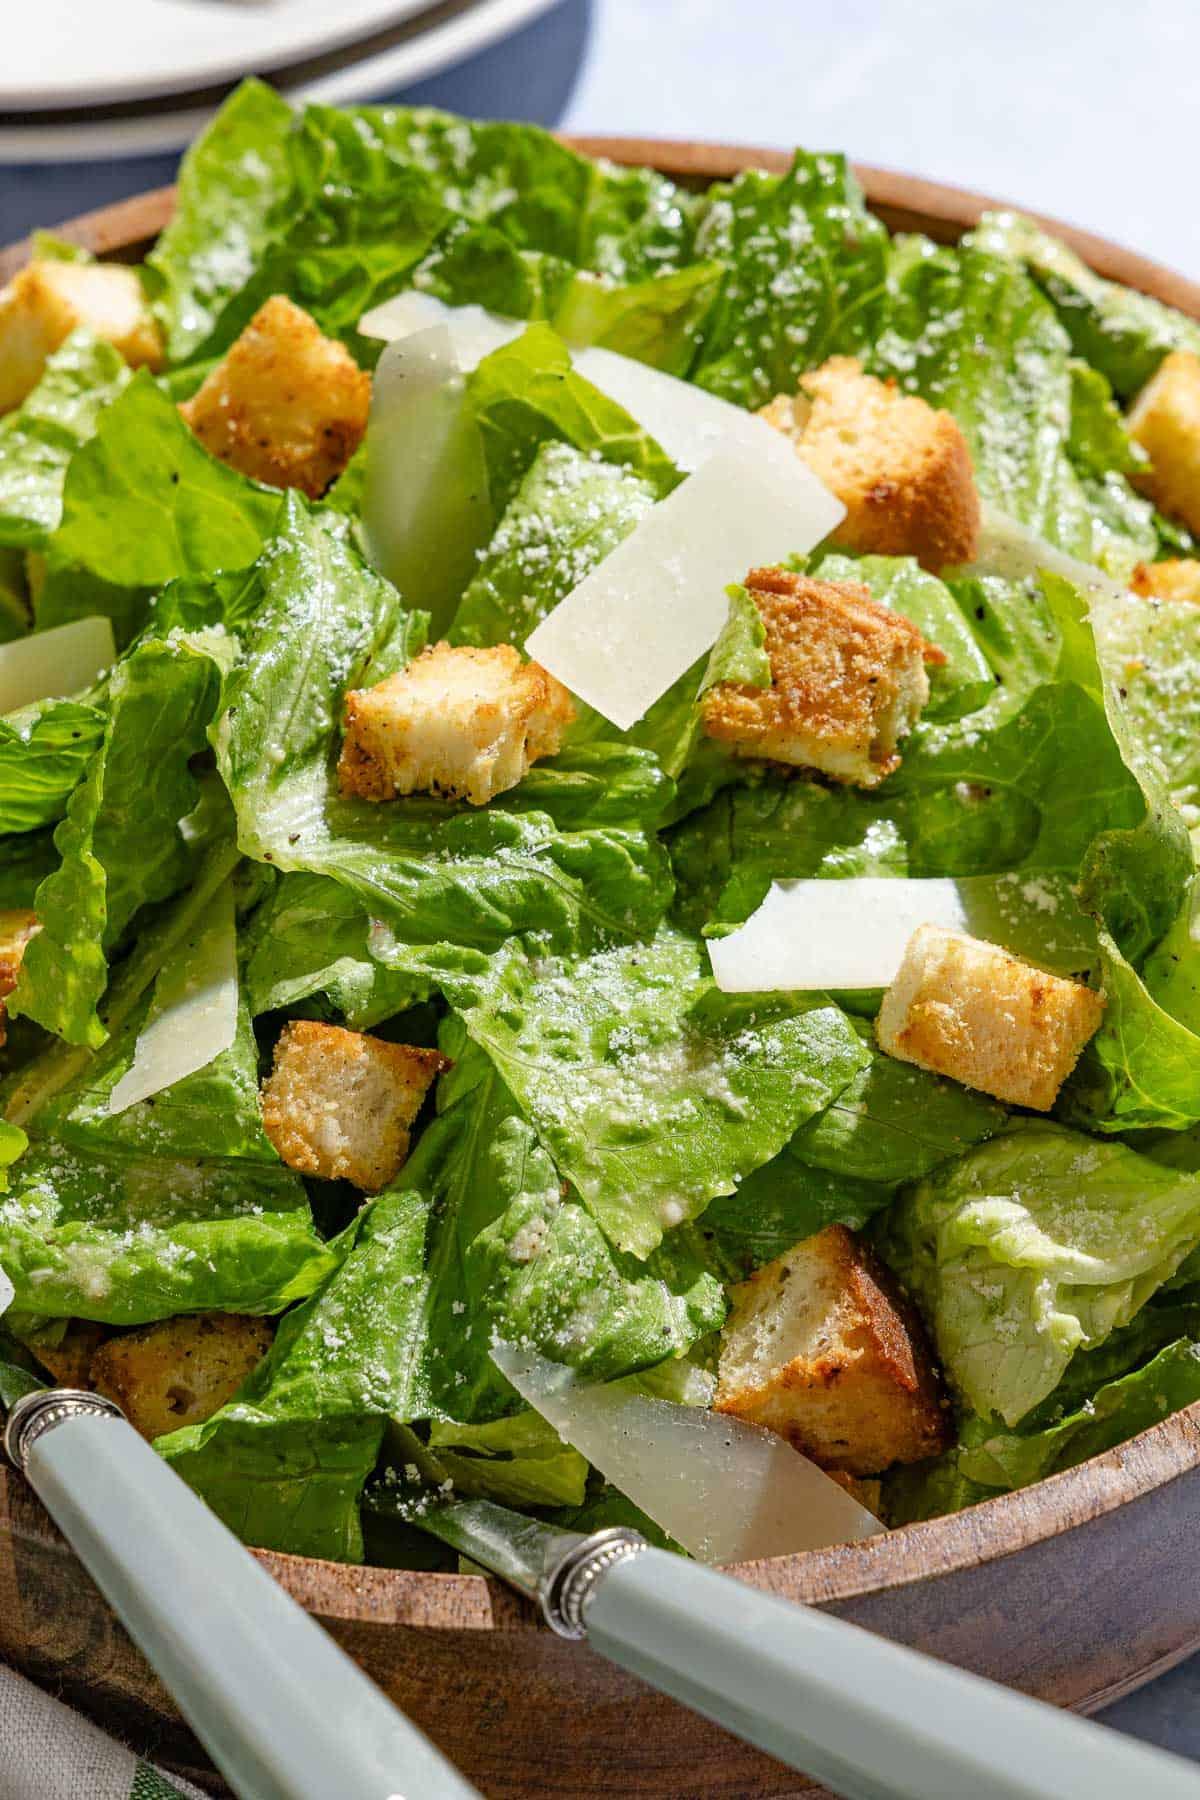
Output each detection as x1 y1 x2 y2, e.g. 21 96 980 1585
466 325 681 515
0 1137 330 1327
10 631 233 1047
433 926 870 1257
691 152 888 407
0 697 106 835
873 241 1152 568
1094 589 1200 842
878 1121 1200 1426
974 210 1200 400
1067 926 1200 1133
4 88 1199 1553
449 440 657 651
147 78 296 361
0 332 132 550
52 373 281 594
791 1027 1006 1185
888 1301 1200 1523
242 871 434 1028
426 1410 588 1510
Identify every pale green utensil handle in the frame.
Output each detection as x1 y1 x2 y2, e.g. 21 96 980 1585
11 1396 480 1800
584 1546 1200 1800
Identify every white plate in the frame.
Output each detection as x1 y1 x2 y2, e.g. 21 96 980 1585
4 0 443 112
0 0 560 164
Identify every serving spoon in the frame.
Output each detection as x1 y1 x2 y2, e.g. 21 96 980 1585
7 1381 1200 1800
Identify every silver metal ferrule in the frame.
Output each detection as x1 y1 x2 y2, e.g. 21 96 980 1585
540 1526 649 1640
4 1388 125 1472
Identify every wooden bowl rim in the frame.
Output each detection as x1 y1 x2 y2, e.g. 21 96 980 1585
3 132 1200 1633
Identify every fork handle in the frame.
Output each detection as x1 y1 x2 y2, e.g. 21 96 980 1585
582 1546 1200 1800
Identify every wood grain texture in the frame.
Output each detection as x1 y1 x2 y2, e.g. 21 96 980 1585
3 136 1200 1797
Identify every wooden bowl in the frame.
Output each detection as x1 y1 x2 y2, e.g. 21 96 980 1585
4 140 1200 1800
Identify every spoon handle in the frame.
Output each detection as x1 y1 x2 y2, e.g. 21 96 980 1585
7 1392 481 1800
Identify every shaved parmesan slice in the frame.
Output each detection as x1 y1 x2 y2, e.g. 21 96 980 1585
573 344 794 475
362 323 494 636
709 872 1098 993
359 289 521 368
107 881 237 1116
0 616 115 714
710 879 970 992
493 1342 881 1562
969 505 1128 603
359 292 840 475
526 445 844 730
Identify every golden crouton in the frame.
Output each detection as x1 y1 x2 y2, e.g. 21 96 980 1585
178 295 370 498
715 1225 949 1476
0 258 163 414
876 924 1104 1111
760 356 981 571
339 642 576 807
90 1314 273 1441
0 909 40 1048
1130 559 1200 604
701 567 944 787
260 1020 448 1192
26 1319 108 1390
1127 352 1200 536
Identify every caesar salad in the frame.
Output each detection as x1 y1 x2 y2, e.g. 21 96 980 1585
1 82 1200 1562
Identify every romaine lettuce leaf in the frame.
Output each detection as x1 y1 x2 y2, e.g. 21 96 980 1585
187 147 447 367
0 332 131 549
35 984 272 1166
435 926 870 1256
873 242 1151 567
0 697 105 835
147 78 296 362
974 210 1200 400
11 630 233 1047
291 105 698 279
448 440 657 651
426 1411 588 1509
894 574 1190 960
466 325 680 515
1067 926 1200 1133
551 263 723 375
0 1137 330 1326
690 1022 1005 1283
691 152 888 407
693 1151 891 1283
877 1120 1200 1425
791 1027 1006 1185
242 870 434 1028
52 372 281 593
1094 587 1200 841
887 1301 1200 1523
